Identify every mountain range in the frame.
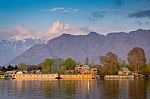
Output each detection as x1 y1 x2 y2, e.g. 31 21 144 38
7 29 150 65
0 39 44 65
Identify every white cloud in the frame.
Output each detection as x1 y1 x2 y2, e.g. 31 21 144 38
0 25 38 40
44 7 79 13
41 20 90 39
0 20 90 41
1 21 127 41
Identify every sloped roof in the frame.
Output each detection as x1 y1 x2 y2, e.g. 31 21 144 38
121 67 130 72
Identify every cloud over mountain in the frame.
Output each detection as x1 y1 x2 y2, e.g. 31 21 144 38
0 20 91 41
0 25 39 40
42 20 91 40
8 29 150 65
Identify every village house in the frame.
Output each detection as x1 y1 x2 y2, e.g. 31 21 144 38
16 71 23 75
75 65 98 75
75 65 82 74
90 68 99 75
65 70 75 74
5 71 17 76
30 70 42 74
75 65 90 74
118 67 131 76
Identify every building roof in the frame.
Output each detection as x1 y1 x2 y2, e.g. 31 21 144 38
121 67 130 72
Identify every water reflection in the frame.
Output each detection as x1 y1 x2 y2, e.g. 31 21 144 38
0 79 149 99
42 80 98 99
100 80 120 99
128 79 147 99
100 79 148 99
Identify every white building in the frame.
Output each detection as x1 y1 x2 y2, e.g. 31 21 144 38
118 67 131 76
75 65 90 74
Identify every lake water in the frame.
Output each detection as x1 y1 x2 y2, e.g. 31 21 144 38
0 79 150 99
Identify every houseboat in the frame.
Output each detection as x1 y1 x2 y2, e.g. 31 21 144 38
12 71 95 80
104 75 134 79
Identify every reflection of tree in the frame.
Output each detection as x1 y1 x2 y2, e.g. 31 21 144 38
100 80 120 98
14 80 25 96
43 81 53 97
100 79 148 99
128 79 147 99
42 80 76 99
61 80 75 99
74 80 98 99
147 80 150 99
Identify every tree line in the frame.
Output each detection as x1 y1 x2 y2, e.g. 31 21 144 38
100 47 149 75
0 47 150 75
0 58 77 74
0 63 27 73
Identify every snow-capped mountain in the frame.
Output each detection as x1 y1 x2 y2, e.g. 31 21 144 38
0 38 45 65
8 29 150 65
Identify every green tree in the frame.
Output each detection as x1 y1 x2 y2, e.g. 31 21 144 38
64 58 76 70
41 58 54 73
100 52 120 75
147 63 150 74
52 58 65 73
127 47 146 74
84 57 89 65
18 63 26 71
76 61 82 65
1 66 6 72
118 58 128 68
90 59 95 66
7 65 15 71
14 65 18 70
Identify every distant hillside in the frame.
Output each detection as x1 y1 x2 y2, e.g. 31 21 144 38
8 29 150 65
0 39 44 65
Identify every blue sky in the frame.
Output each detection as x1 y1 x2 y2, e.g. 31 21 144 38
0 0 150 39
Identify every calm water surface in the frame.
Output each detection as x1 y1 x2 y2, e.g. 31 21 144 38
0 79 150 99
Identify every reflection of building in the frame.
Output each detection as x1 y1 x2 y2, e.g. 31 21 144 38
74 80 100 99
